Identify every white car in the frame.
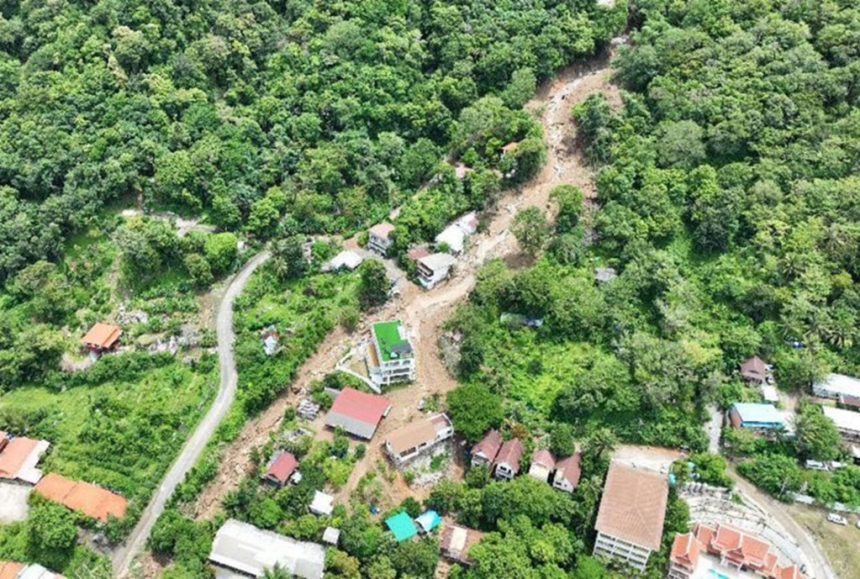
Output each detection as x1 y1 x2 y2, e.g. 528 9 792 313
827 513 848 526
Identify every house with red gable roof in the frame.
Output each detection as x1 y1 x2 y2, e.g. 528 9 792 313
470 430 502 468
552 453 582 493
325 387 392 440
668 522 806 579
493 439 524 480
264 452 299 488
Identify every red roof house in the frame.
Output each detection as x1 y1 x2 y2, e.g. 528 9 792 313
493 439 524 480
471 430 502 468
264 452 298 487
325 387 392 440
552 453 582 493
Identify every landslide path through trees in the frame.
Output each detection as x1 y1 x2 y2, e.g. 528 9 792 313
113 250 271 577
189 48 620 525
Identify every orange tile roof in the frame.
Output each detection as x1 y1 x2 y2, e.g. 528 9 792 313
81 323 121 349
670 532 701 570
35 473 127 522
692 523 806 579
0 561 24 579
594 464 668 551
0 437 39 479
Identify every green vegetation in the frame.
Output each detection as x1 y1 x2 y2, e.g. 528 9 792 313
0 0 626 286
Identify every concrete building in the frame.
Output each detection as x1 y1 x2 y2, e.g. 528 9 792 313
209 519 325 579
368 223 395 256
493 439 524 480
416 253 458 290
384 414 454 467
367 321 416 387
813 373 860 400
528 449 555 483
552 453 582 494
323 250 363 272
593 463 668 571
435 224 466 255
823 406 860 442
324 387 391 439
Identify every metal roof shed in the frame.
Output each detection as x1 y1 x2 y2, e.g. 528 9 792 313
385 512 418 543
325 387 392 440
209 519 325 579
415 510 442 534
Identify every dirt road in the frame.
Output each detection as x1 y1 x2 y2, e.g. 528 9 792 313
728 467 837 579
113 250 271 577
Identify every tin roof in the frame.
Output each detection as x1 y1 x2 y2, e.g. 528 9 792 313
266 452 298 484
386 512 418 542
326 388 391 439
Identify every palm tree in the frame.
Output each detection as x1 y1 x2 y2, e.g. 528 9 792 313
262 563 291 579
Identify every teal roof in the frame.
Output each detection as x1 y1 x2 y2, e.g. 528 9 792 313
385 512 418 542
732 403 784 426
373 321 411 362
415 510 442 533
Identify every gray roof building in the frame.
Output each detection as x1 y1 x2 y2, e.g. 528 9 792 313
210 519 325 579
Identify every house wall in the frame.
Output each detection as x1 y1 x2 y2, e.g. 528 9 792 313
495 463 516 480
553 478 574 493
593 531 652 571
368 234 393 256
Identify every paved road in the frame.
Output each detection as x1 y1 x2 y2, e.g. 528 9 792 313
728 466 837 579
112 251 271 577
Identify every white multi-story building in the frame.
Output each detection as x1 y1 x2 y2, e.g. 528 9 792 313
367 320 416 387
593 463 668 571
368 223 395 256
416 253 458 290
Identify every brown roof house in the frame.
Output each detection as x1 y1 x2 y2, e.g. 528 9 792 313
552 453 582 493
740 356 770 386
384 414 454 467
593 463 668 571
81 323 121 354
440 524 484 567
493 439 524 481
471 430 502 468
368 222 396 256
527 449 555 483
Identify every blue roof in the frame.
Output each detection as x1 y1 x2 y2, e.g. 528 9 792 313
385 512 418 542
415 510 442 533
732 403 784 425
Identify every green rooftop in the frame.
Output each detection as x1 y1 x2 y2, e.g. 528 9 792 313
373 320 412 362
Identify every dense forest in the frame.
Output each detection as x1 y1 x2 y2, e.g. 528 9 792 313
0 0 625 283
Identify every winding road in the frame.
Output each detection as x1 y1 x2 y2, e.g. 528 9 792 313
112 250 271 577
